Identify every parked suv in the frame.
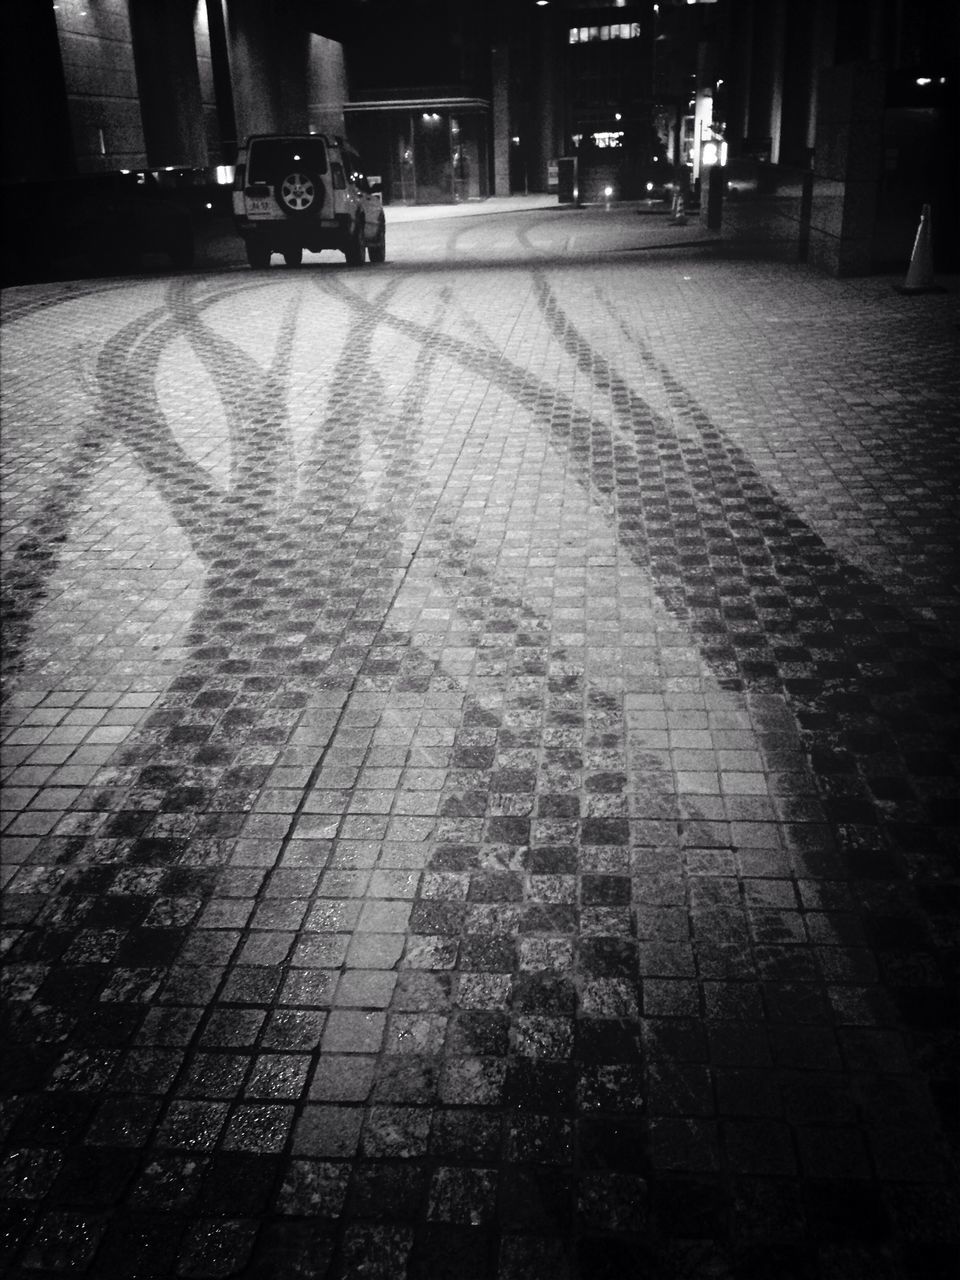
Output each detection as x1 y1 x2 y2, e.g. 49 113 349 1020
233 134 386 268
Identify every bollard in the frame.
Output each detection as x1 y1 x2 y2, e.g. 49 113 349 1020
701 165 724 232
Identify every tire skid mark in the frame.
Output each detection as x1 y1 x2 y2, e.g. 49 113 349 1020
2 277 299 691
328 272 957 819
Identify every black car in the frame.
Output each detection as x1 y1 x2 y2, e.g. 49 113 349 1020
3 169 194 285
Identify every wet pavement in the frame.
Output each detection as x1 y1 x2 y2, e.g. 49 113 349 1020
1 203 959 1279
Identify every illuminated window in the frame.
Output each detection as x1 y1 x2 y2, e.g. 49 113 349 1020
592 131 624 148
570 22 640 42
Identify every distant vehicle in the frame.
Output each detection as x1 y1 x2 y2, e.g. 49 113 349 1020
233 134 386 268
2 170 194 284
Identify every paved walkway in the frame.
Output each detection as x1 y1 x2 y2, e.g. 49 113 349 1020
1 205 958 1279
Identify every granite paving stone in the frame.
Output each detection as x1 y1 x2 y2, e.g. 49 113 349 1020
1 205 958 1277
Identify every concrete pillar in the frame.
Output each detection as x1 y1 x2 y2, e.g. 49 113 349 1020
808 61 885 274
806 0 838 153
307 34 348 138
530 4 558 191
51 0 147 171
225 0 311 140
129 0 207 168
746 0 786 161
1 1 73 179
726 0 754 153
778 0 817 168
491 44 511 196
199 0 238 164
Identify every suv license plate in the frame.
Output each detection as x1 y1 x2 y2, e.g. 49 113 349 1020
247 198 272 214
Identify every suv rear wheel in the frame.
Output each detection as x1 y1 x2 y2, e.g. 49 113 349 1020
282 246 303 267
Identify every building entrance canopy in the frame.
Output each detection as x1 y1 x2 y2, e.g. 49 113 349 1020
346 97 490 205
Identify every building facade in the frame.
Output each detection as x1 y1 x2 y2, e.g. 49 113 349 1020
3 0 348 181
716 0 958 273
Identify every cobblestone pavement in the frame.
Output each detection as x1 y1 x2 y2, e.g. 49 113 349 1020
1 205 958 1280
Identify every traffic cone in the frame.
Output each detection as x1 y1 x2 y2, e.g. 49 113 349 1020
895 204 944 294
